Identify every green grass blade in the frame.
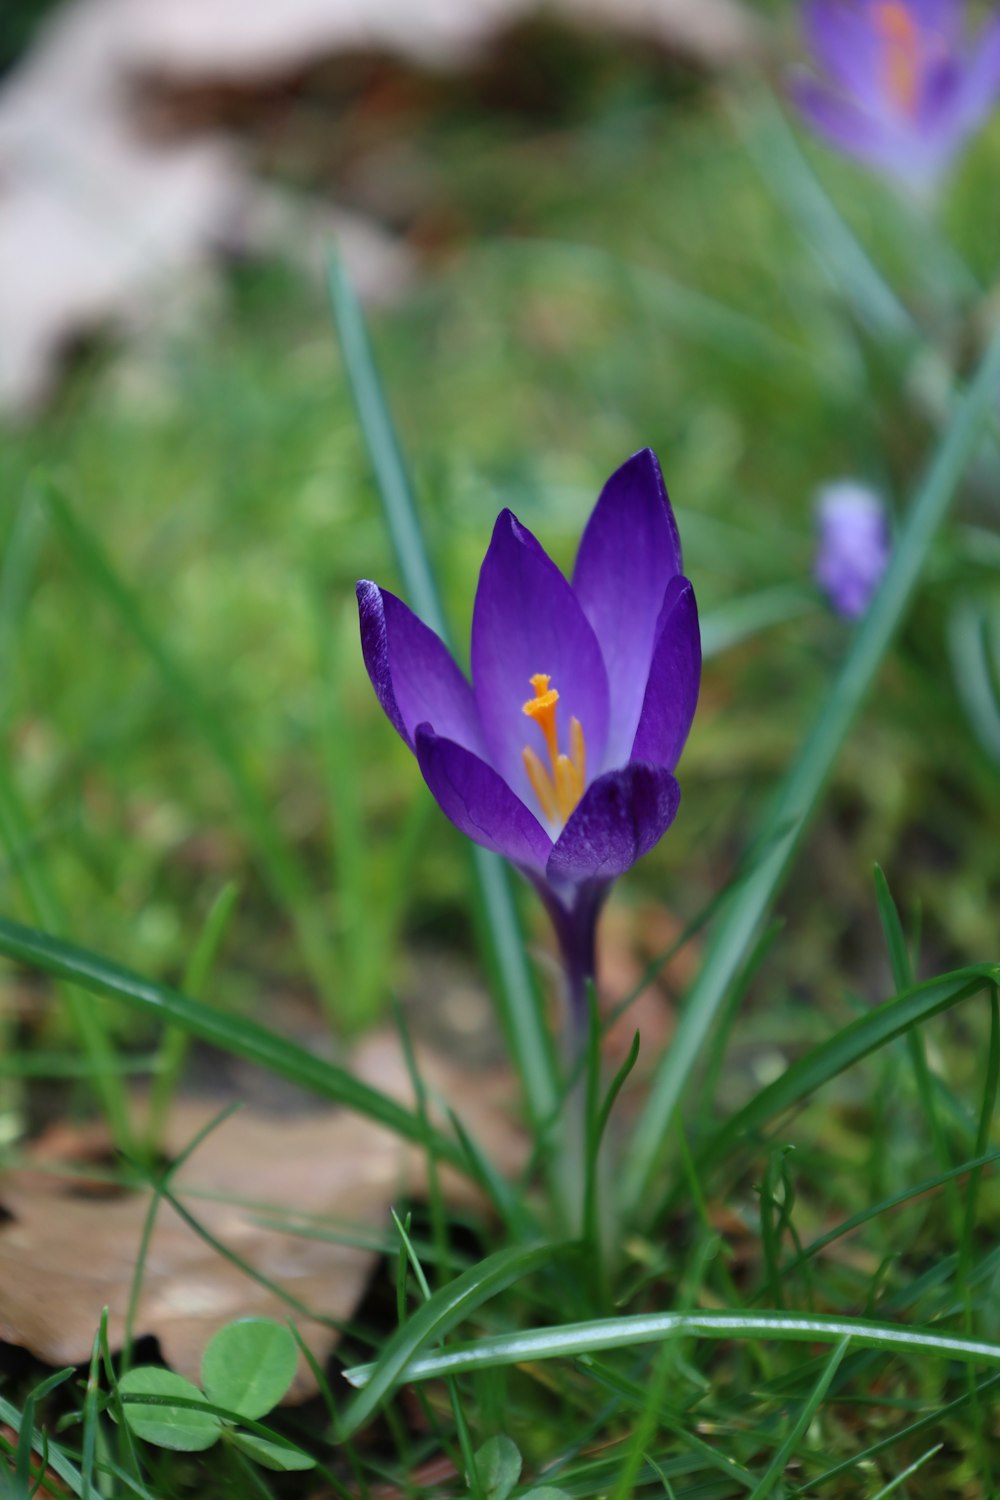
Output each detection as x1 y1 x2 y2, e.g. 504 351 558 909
948 598 1000 764
486 237 812 374
0 913 465 1168
695 965 997 1176
700 586 817 659
803 1372 1000 1491
0 487 46 722
337 1241 558 1436
0 1392 90 1499
874 865 960 1233
772 1145 1000 1287
745 1337 849 1500
148 879 240 1149
343 1309 1000 1386
732 86 912 339
867 1446 944 1499
39 482 340 1017
0 739 132 1150
624 324 1000 1209
326 257 558 1127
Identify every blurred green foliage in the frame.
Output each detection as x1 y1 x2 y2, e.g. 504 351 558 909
1 33 999 1056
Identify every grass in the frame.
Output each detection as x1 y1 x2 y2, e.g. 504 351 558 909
2 12 1000 1497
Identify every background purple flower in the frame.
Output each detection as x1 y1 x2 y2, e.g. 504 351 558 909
815 479 892 618
357 449 701 1023
791 0 1000 189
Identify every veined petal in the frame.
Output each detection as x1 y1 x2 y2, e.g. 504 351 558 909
357 582 484 755
472 510 609 806
630 577 701 772
415 725 551 874
572 449 683 769
546 764 680 886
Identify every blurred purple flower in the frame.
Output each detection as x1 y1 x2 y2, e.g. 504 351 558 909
357 450 700 1025
791 0 1000 188
815 480 892 618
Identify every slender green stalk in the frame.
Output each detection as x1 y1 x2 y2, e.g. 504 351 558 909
123 1103 242 1374
874 866 961 1237
147 880 240 1150
625 326 1000 1210
326 257 559 1129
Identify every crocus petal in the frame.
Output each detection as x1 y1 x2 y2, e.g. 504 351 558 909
804 0 886 107
357 582 484 755
414 725 552 873
471 510 609 808
630 577 701 772
572 448 683 770
790 72 936 182
546 764 680 886
903 0 962 44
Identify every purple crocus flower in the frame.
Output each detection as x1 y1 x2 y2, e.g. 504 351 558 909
815 479 892 618
791 0 1000 189
357 449 700 1028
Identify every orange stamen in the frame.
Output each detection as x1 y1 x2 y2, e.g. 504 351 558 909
874 1 920 117
522 674 587 825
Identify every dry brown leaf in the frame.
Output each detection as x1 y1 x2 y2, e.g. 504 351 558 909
0 1034 525 1396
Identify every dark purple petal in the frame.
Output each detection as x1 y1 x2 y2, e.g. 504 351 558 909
572 449 683 769
357 582 484 756
630 577 701 772
546 764 680 886
414 725 551 873
471 510 609 808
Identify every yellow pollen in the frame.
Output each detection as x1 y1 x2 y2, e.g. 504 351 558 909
521 673 587 825
874 1 920 117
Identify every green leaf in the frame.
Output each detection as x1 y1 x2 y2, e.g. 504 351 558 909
201 1318 298 1421
473 1435 522 1500
0 913 465 1171
521 1490 573 1499
695 964 998 1175
338 1241 558 1436
117 1369 220 1452
625 319 1000 1210
344 1309 1000 1386
228 1431 316 1471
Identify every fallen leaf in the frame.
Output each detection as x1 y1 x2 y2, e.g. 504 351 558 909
0 1034 525 1397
